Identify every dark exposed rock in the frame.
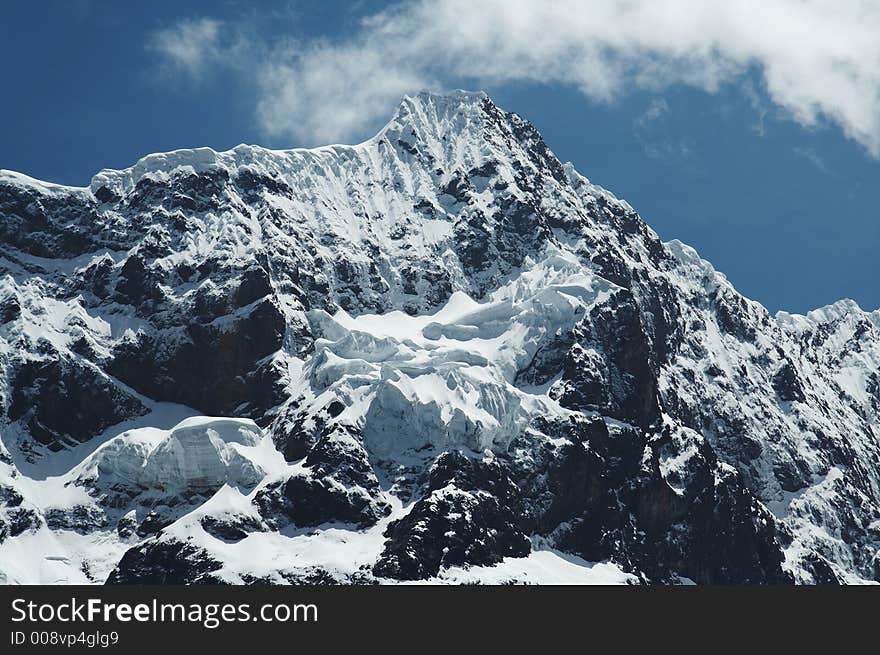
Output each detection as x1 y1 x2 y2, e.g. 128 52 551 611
374 451 530 580
304 425 383 492
0 293 20 323
714 289 759 342
0 506 41 542
107 297 285 416
0 484 24 507
136 511 175 538
93 186 120 204
200 515 264 542
127 170 229 214
515 328 575 388
551 292 661 429
233 169 292 199
116 514 138 540
664 463 788 584
481 97 567 184
440 173 473 203
868 372 880 413
8 354 148 451
44 505 109 533
513 417 788 584
0 181 98 258
75 255 114 298
773 458 811 493
399 263 453 312
255 473 387 529
234 266 273 307
773 361 807 403
271 404 323 462
106 539 224 584
114 255 159 307
396 139 419 156
257 423 390 528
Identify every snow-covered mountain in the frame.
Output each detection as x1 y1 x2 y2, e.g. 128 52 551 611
1 90 878 584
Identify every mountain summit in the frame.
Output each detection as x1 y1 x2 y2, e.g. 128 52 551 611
1 92 878 584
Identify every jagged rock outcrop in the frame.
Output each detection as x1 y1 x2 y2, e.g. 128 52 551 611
374 451 531 579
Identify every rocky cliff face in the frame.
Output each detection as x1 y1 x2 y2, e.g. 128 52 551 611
1 91 878 584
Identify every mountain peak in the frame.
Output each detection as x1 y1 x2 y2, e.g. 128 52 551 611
86 89 566 202
379 89 496 146
405 88 490 106
2 89 880 585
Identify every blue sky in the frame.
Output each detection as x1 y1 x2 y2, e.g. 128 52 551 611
1 0 878 313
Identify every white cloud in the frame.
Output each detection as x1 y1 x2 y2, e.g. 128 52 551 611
147 17 240 79
148 1 880 155
256 42 428 145
636 99 671 130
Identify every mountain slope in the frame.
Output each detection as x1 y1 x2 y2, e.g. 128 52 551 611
1 91 877 584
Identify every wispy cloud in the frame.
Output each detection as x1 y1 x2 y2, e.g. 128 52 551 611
794 147 832 175
146 1 880 156
146 17 245 81
741 78 771 138
634 99 701 169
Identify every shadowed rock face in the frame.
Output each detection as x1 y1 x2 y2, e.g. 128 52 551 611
552 291 661 430
105 539 223 585
519 417 787 584
2 91 879 585
106 296 286 417
8 353 148 452
374 452 531 580
0 482 41 544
